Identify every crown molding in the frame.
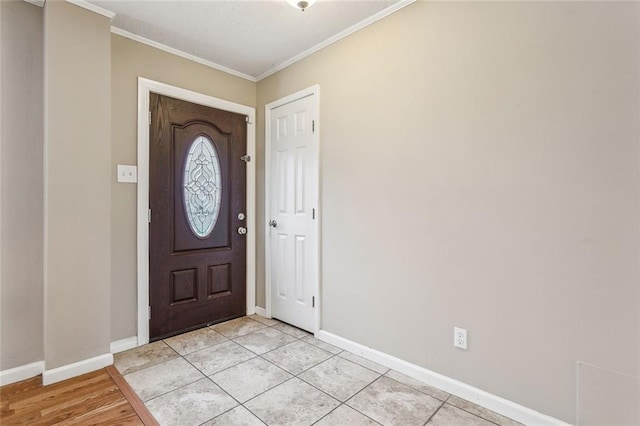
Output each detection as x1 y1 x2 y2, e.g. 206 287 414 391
66 0 115 20
45 0 414 83
24 0 45 7
255 0 415 81
111 27 257 83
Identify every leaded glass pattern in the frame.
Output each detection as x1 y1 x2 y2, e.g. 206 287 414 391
183 135 222 238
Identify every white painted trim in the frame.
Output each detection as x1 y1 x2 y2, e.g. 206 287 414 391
111 27 256 83
65 0 115 20
316 331 571 426
255 0 415 81
137 77 256 347
42 353 113 386
264 85 321 333
23 0 45 7
110 1 414 83
110 336 138 354
255 306 267 318
0 361 45 386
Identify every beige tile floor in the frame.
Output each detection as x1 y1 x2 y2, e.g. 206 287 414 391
114 315 522 426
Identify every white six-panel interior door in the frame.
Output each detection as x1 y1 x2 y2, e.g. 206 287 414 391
266 88 319 333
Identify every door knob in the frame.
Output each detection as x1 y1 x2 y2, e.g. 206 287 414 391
238 227 247 235
268 220 277 228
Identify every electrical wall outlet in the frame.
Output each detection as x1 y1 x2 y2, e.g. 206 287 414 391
454 327 468 350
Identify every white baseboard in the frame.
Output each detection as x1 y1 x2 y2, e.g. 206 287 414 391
254 306 267 317
0 361 45 386
42 353 113 386
316 330 570 426
110 336 138 354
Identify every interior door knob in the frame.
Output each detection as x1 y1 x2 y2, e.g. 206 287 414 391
268 220 277 228
238 227 247 235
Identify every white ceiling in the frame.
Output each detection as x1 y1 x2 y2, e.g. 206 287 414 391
86 0 411 81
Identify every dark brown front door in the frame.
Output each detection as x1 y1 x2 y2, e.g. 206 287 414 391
149 93 247 339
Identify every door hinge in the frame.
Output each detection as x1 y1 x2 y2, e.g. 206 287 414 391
148 209 152 223
148 111 151 126
148 306 151 320
312 120 315 133
245 116 253 124
241 155 251 162
312 296 315 308
312 208 315 219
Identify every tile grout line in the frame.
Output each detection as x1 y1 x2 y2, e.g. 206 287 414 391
257 347 336 376
121 346 210 404
422 398 446 426
195 319 323 424
442 401 506 426
165 337 232 358
124 319 352 424
121 316 512 426
308 402 374 426
120 319 324 424
341 374 391 423
294 354 384 402
342 374 385 407
337 352 391 376
231 343 352 423
187 318 314 423
297 330 512 425
309 403 343 425
211 356 293 404
239 375 301 422
382 373 451 403
154 329 258 417
194 376 245 425
118 340 182 376
445 393 517 426
171 339 258 425
174 337 268 426
205 316 310 425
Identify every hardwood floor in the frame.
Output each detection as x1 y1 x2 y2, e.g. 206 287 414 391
0 366 158 425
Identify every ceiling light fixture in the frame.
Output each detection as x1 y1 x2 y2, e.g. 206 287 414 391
285 0 317 12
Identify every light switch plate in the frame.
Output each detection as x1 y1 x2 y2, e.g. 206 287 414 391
117 164 137 183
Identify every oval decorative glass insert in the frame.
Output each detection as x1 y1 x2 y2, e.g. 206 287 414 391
183 135 222 238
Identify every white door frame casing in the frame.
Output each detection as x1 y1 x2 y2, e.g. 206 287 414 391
264 85 321 333
136 77 256 346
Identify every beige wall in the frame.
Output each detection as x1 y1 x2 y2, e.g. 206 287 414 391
257 2 640 423
44 0 112 369
0 0 44 370
1 1 637 421
110 34 256 341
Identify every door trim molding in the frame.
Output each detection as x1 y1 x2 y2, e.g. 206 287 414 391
264 85 321 333
137 77 256 346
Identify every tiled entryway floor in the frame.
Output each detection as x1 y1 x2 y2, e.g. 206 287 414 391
114 315 522 426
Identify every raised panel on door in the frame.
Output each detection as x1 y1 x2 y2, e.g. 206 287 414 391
276 233 289 299
295 147 306 215
295 235 306 304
